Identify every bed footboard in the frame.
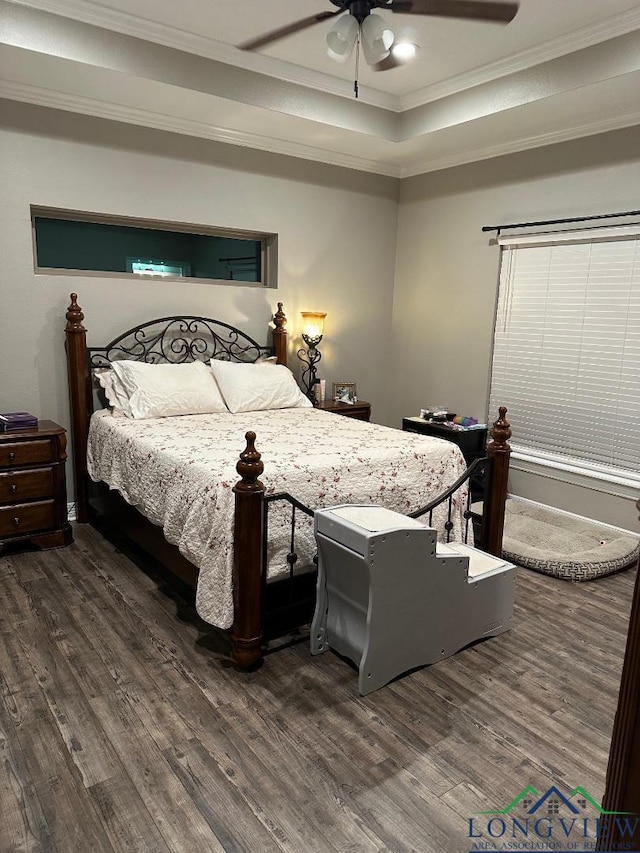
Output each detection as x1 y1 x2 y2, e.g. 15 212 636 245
230 410 512 670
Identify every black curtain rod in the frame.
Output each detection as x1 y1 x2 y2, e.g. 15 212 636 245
482 209 640 233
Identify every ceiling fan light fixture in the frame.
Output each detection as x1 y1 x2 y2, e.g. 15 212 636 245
326 14 359 63
361 13 395 65
391 41 418 61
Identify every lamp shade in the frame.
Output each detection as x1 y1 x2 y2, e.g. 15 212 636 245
326 15 358 63
361 13 394 65
301 311 327 340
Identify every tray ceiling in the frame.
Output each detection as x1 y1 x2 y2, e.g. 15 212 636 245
1 0 640 176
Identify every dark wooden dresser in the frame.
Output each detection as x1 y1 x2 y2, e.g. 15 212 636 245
0 420 73 551
316 400 371 421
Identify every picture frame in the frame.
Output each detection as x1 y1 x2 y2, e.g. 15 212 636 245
332 382 357 403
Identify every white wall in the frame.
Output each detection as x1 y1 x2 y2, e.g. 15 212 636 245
392 126 640 529
0 101 399 499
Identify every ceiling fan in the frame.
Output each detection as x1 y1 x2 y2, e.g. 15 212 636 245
240 1 520 76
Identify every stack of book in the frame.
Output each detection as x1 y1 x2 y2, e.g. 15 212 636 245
0 412 39 432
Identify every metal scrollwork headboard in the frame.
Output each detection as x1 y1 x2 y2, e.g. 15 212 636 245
64 293 289 523
88 315 271 369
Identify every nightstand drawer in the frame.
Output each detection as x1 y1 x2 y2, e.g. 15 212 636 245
0 500 56 537
0 440 54 469
0 468 55 504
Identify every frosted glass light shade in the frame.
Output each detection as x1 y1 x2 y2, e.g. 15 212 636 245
361 14 394 65
301 312 327 340
326 15 359 63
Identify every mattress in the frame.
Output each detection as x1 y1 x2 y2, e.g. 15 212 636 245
87 407 468 629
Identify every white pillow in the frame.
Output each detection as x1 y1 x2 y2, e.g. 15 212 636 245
209 359 312 413
93 368 133 417
111 359 229 419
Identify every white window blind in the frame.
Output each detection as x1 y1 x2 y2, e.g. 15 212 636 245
489 227 640 479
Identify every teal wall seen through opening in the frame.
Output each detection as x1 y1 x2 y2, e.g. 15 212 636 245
34 217 261 282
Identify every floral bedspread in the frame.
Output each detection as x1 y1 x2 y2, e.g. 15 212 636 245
87 408 468 629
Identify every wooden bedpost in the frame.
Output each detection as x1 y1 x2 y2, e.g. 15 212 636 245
483 406 511 557
272 302 287 366
65 293 91 524
232 431 265 669
598 496 640 848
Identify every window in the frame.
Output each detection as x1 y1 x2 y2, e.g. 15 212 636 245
489 225 640 488
32 207 277 287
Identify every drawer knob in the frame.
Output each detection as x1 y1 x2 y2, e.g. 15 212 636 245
10 483 17 494
13 517 20 527
8 452 16 462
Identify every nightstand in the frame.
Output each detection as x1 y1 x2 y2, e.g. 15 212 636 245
402 417 488 510
0 420 73 551
317 400 371 421
401 418 487 465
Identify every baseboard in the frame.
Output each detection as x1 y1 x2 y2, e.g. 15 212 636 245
67 501 77 523
507 494 640 539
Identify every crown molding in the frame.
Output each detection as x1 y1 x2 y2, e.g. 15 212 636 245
399 107 640 177
399 5 640 111
5 0 399 111
0 79 402 177
3 76 639 182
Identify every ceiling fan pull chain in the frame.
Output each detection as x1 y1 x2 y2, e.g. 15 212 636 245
354 27 361 98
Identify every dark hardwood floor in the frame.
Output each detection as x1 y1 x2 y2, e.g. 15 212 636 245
0 525 634 852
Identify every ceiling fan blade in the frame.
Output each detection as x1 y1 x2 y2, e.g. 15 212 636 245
388 0 519 23
239 10 345 52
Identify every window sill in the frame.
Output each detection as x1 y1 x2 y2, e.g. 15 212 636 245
510 446 640 501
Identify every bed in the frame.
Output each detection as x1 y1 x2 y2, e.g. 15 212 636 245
65 294 512 669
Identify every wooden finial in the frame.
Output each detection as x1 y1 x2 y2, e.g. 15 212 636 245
273 302 287 332
271 303 288 367
235 431 264 491
490 406 511 449
66 293 86 331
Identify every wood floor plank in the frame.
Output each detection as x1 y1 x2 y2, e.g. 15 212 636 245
0 630 50 729
0 525 634 853
89 691 225 852
0 711 54 853
87 774 172 853
163 737 286 853
215 696 385 852
255 649 555 848
9 712 114 853
48 539 241 708
0 559 43 634
234 665 465 851
14 615 122 789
